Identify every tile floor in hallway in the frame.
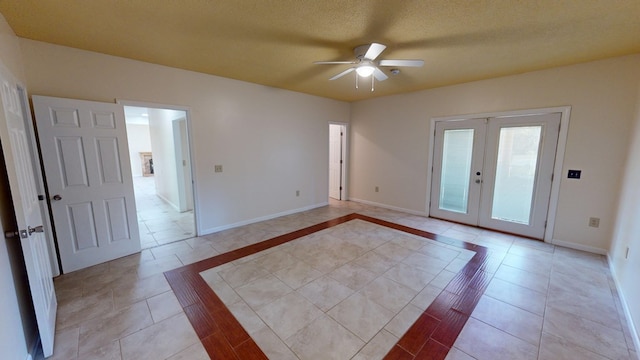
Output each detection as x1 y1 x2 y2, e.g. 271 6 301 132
47 200 637 360
133 176 196 248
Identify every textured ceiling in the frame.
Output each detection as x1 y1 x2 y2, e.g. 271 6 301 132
1 0 639 102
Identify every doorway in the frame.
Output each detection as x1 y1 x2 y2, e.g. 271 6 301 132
329 123 347 200
123 106 196 247
429 112 561 239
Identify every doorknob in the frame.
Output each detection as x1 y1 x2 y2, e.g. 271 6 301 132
5 229 28 239
52 194 62 201
28 225 44 234
4 230 19 238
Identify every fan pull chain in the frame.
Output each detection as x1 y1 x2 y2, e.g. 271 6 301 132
355 74 359 89
371 76 375 91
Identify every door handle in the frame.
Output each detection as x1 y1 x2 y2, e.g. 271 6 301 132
5 229 28 239
52 194 62 201
28 225 44 235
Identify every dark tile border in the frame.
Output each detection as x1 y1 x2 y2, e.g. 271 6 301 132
164 213 491 360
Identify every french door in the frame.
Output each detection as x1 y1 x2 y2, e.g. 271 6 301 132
430 113 561 239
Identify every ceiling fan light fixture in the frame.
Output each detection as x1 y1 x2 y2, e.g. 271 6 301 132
356 65 375 77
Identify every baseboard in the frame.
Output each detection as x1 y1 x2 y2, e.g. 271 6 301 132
607 253 640 353
550 238 608 255
155 193 181 212
349 198 428 217
200 202 329 235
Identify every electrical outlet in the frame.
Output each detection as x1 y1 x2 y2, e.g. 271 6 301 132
588 217 600 228
214 165 223 173
375 186 379 193
296 190 300 197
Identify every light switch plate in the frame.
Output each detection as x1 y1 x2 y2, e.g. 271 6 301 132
568 169 581 179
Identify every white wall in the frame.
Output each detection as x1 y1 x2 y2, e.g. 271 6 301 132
609 79 640 350
350 55 640 252
148 109 182 209
0 12 37 360
173 117 194 211
125 123 152 177
19 39 351 234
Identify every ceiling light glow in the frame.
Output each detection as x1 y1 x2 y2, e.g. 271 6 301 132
356 65 375 77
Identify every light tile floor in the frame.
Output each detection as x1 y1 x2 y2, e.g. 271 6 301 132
200 219 474 359
45 200 638 359
133 176 196 248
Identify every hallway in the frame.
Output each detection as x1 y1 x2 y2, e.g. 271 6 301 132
133 176 195 248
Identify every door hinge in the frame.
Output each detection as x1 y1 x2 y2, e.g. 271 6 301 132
551 173 554 182
340 160 343 164
544 220 548 228
340 186 343 190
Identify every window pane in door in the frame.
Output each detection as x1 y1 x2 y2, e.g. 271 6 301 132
440 129 474 213
491 126 542 224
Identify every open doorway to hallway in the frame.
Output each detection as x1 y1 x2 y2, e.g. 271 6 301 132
124 106 196 248
329 123 347 201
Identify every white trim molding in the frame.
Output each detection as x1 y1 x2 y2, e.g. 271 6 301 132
350 198 428 217
200 202 329 235
607 253 640 353
551 238 607 255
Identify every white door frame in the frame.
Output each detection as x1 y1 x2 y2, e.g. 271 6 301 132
329 122 348 200
117 99 199 233
427 106 571 242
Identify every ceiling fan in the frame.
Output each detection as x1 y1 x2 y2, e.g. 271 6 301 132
314 43 424 91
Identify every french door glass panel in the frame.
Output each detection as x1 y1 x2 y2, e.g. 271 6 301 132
440 129 474 213
431 113 560 239
491 126 542 224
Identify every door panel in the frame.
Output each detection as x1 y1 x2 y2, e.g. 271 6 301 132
34 96 140 273
96 137 123 183
430 119 486 225
104 197 131 241
0 70 56 357
57 136 90 187
478 114 560 238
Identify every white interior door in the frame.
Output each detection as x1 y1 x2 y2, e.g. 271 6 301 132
33 96 140 273
430 113 560 239
329 124 345 200
0 70 56 357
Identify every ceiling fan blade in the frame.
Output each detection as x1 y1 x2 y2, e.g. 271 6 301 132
363 43 387 61
378 59 425 67
314 61 357 65
329 67 355 80
373 67 388 81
